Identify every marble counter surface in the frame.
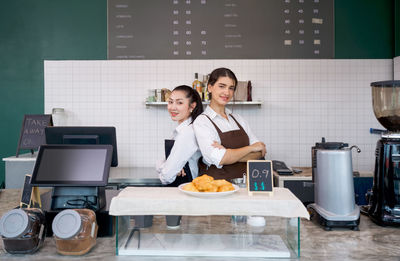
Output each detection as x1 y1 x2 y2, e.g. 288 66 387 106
1 189 400 260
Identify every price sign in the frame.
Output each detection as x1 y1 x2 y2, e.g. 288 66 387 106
20 174 41 208
247 160 273 196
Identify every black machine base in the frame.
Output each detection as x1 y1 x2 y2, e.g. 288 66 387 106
51 186 106 211
368 211 400 227
368 137 400 227
310 209 360 231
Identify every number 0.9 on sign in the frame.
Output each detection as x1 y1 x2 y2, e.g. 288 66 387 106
247 160 273 196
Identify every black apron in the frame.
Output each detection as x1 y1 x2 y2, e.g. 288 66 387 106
164 139 193 187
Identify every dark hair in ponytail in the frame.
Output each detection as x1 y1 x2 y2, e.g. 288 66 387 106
172 85 204 124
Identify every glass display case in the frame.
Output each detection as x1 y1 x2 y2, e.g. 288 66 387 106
116 215 299 258
110 187 307 258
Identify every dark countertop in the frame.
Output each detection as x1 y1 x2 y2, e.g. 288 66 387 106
108 167 161 187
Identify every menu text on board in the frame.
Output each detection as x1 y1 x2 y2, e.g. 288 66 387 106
16 114 53 156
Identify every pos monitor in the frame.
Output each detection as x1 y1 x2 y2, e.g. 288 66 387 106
45 126 118 167
31 144 112 187
30 144 113 210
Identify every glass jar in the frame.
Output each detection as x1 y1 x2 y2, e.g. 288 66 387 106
52 209 98 256
147 89 156 102
0 208 46 254
51 108 66 126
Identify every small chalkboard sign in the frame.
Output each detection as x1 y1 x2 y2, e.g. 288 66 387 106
20 174 33 208
20 174 41 208
16 114 53 157
247 160 274 196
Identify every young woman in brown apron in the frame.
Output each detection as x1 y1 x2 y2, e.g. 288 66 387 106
193 68 266 181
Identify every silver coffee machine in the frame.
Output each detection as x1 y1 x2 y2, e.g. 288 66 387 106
308 138 361 230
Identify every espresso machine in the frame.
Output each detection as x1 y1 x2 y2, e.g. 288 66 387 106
308 138 361 230
368 80 400 226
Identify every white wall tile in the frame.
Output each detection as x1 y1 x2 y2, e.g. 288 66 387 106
395 56 400 79
44 59 393 172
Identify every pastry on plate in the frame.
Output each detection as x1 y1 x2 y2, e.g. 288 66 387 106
183 175 235 193
182 182 199 192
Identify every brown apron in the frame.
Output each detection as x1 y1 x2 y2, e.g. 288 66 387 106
198 114 249 180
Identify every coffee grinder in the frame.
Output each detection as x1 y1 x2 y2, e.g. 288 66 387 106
368 80 400 226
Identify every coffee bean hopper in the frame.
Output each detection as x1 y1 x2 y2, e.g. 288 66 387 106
368 80 400 226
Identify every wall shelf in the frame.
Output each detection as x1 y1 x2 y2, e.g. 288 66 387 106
145 101 263 108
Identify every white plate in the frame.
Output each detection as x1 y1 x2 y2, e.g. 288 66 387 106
178 183 240 198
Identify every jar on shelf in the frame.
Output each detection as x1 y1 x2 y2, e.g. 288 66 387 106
156 89 162 102
0 208 46 254
52 209 98 256
51 108 66 126
147 89 156 102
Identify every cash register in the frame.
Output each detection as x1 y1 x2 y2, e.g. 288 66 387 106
30 144 115 236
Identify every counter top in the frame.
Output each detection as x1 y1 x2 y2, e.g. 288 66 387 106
108 167 161 186
1 189 400 260
110 187 309 219
2 152 38 162
274 167 373 179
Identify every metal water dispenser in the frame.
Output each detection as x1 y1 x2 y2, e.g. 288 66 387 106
308 138 361 230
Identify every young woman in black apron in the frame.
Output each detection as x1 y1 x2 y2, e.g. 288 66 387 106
193 68 267 181
156 85 203 186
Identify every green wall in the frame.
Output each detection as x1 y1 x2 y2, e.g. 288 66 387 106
335 0 394 58
396 0 400 56
0 0 396 188
0 0 107 187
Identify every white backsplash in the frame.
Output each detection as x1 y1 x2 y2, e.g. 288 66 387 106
394 56 400 79
44 59 392 172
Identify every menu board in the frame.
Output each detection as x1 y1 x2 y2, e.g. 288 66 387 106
108 0 334 59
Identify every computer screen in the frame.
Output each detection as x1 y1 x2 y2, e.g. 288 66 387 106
31 144 112 186
45 126 118 167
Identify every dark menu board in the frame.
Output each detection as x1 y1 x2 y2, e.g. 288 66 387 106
108 0 334 59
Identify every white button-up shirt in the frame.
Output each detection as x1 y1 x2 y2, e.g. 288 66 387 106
157 118 201 185
193 106 259 169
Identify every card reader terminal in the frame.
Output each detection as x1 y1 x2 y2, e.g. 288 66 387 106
272 160 293 175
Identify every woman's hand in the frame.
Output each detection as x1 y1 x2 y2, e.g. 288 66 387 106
249 142 267 157
238 152 263 162
212 141 225 150
177 169 186 177
218 141 267 165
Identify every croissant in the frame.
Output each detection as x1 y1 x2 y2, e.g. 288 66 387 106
182 182 199 192
183 175 235 192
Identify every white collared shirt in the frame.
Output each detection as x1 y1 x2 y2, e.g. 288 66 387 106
157 118 201 185
193 106 259 168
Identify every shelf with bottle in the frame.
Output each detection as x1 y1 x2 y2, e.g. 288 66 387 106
146 73 261 107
